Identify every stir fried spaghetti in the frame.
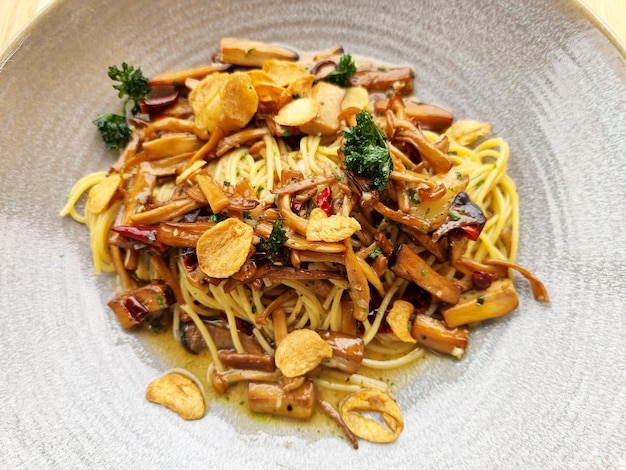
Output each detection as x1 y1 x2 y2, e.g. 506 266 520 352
61 38 548 448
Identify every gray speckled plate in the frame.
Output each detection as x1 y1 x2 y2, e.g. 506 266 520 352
1 0 625 468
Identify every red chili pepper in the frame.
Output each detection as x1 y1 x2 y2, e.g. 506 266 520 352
291 199 303 213
111 225 168 251
472 271 495 291
316 187 332 216
461 225 483 241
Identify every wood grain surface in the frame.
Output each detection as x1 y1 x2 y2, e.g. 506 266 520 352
1 0 624 53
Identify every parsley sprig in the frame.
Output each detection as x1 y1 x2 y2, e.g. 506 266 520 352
93 62 151 150
323 54 357 88
108 62 151 114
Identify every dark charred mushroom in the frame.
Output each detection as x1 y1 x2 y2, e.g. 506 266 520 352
108 280 175 329
180 319 265 355
431 191 486 242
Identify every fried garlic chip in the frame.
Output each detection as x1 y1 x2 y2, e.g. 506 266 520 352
197 218 253 278
86 173 120 214
146 370 206 420
306 208 361 243
386 299 416 343
190 72 258 133
340 389 404 443
445 119 491 146
275 329 333 378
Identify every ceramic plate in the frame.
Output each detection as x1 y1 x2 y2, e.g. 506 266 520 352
1 0 625 468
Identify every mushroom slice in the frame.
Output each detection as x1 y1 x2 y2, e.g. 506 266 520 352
388 244 460 305
298 81 346 136
149 63 233 86
208 364 280 394
386 299 416 343
145 369 206 420
196 217 254 278
86 173 120 214
349 66 413 94
275 329 333 378
107 280 175 329
274 97 320 127
442 277 519 328
247 379 315 419
318 330 365 374
340 389 404 443
218 38 299 67
306 208 361 243
411 314 469 359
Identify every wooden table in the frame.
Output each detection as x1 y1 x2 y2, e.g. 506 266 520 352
1 0 625 54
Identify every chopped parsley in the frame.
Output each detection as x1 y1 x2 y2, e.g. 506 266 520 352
407 188 420 204
368 247 383 259
342 110 393 190
260 218 288 261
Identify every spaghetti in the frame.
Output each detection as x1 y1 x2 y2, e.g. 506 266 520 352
60 38 547 448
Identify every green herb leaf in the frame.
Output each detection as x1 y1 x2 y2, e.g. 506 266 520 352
260 218 288 261
108 62 151 114
407 188 420 204
342 110 393 190
323 54 357 88
93 113 132 149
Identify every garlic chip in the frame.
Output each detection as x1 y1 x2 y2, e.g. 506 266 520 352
445 119 491 146
306 208 361 243
197 218 253 278
86 173 120 214
145 370 206 420
386 299 416 343
340 389 404 443
275 329 333 378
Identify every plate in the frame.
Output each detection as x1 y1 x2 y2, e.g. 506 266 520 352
1 0 625 468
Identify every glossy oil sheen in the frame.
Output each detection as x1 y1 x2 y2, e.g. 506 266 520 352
1 0 625 468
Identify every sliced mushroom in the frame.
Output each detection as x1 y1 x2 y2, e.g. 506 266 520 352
431 191 486 242
149 63 233 86
441 278 519 328
218 38 299 67
247 379 315 419
411 313 469 359
208 363 281 394
349 66 414 94
318 330 364 374
181 319 265 355
374 99 453 131
388 244 460 305
108 280 175 329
